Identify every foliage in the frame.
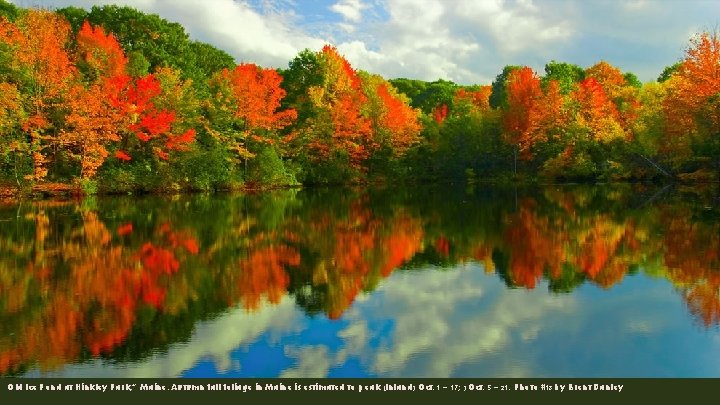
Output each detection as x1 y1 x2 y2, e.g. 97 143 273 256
543 60 584 94
663 31 720 179
247 146 298 187
658 61 681 83
1 2 720 189
489 65 522 109
0 0 18 21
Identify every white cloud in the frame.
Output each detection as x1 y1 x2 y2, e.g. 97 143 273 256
624 0 648 10
328 0 571 83
330 0 367 23
280 346 332 377
337 22 356 34
161 0 324 66
18 0 325 69
339 0 484 82
12 0 720 84
456 0 572 54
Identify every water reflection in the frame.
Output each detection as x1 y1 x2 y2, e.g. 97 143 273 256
1 184 719 376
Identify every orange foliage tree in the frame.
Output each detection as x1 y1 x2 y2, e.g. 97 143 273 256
304 45 374 172
432 104 448 124
585 61 639 131
503 67 566 161
361 73 421 157
62 21 129 179
0 10 76 180
0 82 23 170
75 20 128 80
208 63 297 162
569 77 626 143
454 86 492 113
664 31 720 173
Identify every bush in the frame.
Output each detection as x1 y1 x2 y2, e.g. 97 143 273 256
247 146 299 187
79 178 98 195
541 151 597 181
175 148 235 191
303 151 362 185
97 166 136 194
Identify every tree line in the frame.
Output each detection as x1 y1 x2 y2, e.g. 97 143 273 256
1 1 719 194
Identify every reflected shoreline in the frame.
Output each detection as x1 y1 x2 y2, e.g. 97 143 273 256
1 184 719 376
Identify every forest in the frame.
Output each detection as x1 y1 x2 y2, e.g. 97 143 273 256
1 1 719 195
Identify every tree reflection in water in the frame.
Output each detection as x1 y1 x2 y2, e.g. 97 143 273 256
0 184 718 375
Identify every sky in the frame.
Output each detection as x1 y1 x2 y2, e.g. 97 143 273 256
11 0 720 85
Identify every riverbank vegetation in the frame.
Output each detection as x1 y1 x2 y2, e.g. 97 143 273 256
1 1 719 197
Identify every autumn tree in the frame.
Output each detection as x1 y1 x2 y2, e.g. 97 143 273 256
208 63 297 183
570 77 624 142
432 104 449 124
585 61 639 131
502 67 567 172
0 10 76 181
286 45 374 181
62 85 122 179
490 65 522 109
210 63 296 149
108 72 196 164
453 86 492 114
75 20 127 81
664 31 720 178
503 67 544 163
151 67 201 151
0 82 23 183
0 82 21 133
360 72 421 157
376 82 421 154
61 21 128 179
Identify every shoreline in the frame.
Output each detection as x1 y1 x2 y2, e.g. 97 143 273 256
1 177 711 204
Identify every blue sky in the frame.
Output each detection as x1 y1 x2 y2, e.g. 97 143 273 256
13 0 720 84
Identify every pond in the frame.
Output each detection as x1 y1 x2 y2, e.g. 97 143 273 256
2 183 720 377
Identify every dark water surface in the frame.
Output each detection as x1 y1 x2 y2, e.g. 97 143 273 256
2 184 719 377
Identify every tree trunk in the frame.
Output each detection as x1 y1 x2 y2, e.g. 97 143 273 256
638 154 672 178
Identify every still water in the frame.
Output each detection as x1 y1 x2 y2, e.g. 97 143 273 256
1 184 720 377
